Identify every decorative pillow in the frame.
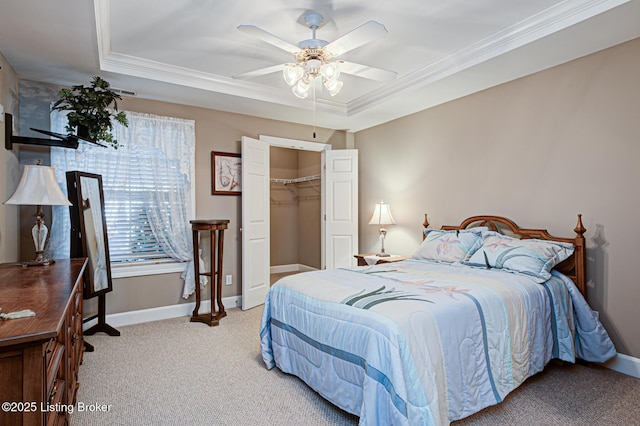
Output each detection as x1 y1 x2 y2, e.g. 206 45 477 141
412 228 484 263
465 231 574 283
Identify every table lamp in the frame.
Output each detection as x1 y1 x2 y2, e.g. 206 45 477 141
368 200 395 257
4 161 72 266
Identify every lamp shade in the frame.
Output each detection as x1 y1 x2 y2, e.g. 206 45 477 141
368 201 395 226
4 165 72 206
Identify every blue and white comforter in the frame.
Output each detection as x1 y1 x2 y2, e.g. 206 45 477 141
260 259 615 425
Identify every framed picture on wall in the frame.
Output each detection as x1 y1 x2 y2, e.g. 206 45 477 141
212 151 242 195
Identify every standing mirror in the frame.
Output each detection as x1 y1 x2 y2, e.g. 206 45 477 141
67 171 112 297
66 171 119 342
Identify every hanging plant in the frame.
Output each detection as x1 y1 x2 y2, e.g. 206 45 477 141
51 76 129 149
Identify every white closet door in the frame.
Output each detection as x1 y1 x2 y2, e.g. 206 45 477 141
241 136 270 310
322 149 358 270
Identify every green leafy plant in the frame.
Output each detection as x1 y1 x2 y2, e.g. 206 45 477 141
51 76 128 148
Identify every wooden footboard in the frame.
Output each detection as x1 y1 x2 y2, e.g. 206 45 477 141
423 214 587 296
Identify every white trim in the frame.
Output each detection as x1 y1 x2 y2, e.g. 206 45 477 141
110 260 186 279
601 353 640 378
349 0 631 114
82 295 242 329
270 264 318 274
95 0 627 120
259 135 331 152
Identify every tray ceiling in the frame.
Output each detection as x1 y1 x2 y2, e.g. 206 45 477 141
1 0 639 132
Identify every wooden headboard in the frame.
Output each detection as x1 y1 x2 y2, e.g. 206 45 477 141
422 214 587 295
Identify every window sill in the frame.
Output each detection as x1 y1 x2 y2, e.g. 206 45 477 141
110 260 187 279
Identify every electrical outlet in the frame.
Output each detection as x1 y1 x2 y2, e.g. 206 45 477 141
225 275 232 285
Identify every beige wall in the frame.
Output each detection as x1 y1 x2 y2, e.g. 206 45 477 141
297 150 321 268
115 97 345 313
0 53 20 263
4 37 638 359
11 89 346 314
270 146 300 266
355 37 640 358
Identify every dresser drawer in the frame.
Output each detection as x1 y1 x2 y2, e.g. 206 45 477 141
45 344 65 402
44 378 66 426
43 338 57 370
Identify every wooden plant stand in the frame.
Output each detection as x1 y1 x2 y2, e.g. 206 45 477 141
190 219 230 326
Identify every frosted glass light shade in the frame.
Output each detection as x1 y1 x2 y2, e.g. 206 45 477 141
368 201 395 226
320 62 340 81
324 79 343 96
283 64 304 86
292 79 311 99
5 165 72 206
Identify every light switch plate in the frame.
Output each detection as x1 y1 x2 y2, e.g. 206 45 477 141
0 104 4 122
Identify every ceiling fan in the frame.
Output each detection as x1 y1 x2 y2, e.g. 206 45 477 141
233 12 397 99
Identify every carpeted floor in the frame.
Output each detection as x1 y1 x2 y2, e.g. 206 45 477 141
72 307 640 425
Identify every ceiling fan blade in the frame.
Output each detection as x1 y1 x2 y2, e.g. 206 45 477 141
325 20 388 57
232 64 285 80
237 25 300 55
338 61 397 81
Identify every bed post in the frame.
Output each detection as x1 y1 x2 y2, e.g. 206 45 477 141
573 214 587 295
422 214 429 240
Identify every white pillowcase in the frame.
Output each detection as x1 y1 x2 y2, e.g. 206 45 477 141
412 228 485 263
465 231 574 282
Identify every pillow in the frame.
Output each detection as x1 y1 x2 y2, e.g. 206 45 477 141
465 231 574 282
412 228 484 263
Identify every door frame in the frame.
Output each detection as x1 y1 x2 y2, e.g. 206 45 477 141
259 135 332 153
240 136 331 310
242 135 358 309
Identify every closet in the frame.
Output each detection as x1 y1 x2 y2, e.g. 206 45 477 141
270 146 321 273
241 135 358 310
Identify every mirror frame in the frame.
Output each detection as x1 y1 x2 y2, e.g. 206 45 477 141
66 171 113 299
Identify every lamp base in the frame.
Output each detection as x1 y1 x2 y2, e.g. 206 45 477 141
376 252 391 257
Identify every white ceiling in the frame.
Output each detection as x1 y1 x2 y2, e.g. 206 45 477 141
1 0 639 133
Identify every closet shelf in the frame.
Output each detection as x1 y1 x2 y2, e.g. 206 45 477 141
270 174 320 185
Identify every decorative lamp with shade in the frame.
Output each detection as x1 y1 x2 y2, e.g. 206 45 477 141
3 161 72 266
368 200 396 257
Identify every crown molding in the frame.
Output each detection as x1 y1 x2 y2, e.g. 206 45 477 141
93 0 628 121
94 0 347 117
347 0 629 115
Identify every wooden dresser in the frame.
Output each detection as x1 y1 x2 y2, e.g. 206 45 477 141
0 258 87 426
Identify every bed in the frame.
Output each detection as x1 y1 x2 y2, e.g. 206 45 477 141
260 215 616 425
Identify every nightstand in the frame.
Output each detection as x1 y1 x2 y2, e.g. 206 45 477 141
354 254 408 266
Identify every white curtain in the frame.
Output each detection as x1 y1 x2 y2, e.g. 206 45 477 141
50 109 206 298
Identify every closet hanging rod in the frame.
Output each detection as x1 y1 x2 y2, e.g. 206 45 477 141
270 174 321 185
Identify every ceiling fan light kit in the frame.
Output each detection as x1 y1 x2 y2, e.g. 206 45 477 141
285 54 343 99
235 11 397 99
282 14 344 98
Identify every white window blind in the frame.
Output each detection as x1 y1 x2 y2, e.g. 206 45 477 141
49 110 196 269
99 151 174 263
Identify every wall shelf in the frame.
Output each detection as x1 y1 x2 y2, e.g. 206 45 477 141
270 174 321 196
4 113 105 150
269 174 321 185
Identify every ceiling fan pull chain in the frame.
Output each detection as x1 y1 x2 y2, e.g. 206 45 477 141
313 83 317 139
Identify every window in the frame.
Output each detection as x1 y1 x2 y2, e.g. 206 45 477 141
50 110 196 279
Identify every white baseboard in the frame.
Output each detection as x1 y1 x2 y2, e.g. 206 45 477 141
602 353 640 378
270 263 317 274
83 295 242 330
83 294 640 380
